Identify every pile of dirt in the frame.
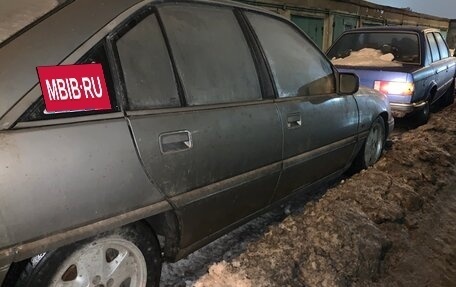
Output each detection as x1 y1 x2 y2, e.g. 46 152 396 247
192 104 456 287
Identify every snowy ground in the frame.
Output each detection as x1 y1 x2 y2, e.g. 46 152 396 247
331 48 402 67
161 103 456 287
0 0 57 43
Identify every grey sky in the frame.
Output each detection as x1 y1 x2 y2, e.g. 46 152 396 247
367 0 455 19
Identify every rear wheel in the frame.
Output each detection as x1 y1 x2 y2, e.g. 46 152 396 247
414 100 430 126
11 223 161 287
353 116 386 170
443 79 455 106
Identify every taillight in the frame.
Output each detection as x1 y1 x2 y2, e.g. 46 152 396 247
374 81 414 96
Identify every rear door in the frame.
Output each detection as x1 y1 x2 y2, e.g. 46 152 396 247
434 32 455 93
246 12 359 200
426 32 446 100
110 4 282 248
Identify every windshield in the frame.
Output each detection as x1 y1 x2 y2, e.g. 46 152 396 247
0 0 60 44
327 32 420 66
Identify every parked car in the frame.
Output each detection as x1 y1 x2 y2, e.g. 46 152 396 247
327 26 456 125
0 0 393 286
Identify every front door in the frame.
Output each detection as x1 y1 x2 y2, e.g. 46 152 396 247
246 11 359 200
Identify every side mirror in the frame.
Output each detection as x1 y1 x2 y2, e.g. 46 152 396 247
339 72 360 95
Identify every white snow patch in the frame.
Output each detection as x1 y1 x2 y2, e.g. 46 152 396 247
331 48 402 67
0 0 58 43
193 261 252 287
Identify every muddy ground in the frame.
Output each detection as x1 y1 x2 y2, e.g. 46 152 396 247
161 104 456 287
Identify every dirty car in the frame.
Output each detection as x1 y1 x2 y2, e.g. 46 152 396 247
0 0 393 286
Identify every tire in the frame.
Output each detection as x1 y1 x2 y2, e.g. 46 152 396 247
414 100 430 126
443 79 455 106
353 116 386 170
11 223 161 287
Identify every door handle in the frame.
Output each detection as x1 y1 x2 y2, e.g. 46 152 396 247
287 113 302 129
159 130 192 154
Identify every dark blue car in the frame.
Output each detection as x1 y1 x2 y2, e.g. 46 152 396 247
327 26 456 124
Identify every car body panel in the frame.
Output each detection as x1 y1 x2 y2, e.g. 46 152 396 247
129 103 282 197
0 119 165 249
354 87 393 133
273 94 359 199
128 103 283 247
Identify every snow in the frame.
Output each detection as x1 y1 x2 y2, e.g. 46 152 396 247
0 0 58 43
331 48 403 67
161 103 456 286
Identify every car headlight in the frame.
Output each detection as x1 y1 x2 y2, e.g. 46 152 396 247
374 81 414 96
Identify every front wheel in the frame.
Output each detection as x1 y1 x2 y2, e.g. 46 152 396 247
353 116 386 170
11 223 161 287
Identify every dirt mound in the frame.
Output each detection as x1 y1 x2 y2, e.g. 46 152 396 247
193 104 456 287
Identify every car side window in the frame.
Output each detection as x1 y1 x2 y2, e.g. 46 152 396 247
115 13 180 110
427 33 441 62
159 4 262 106
19 43 119 122
434 32 449 59
246 12 335 98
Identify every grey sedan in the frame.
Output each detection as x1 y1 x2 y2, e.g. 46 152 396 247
0 0 393 286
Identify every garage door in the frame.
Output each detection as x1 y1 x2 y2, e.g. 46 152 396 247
291 15 324 49
333 15 358 42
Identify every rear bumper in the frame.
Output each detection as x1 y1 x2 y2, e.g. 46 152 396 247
390 101 426 117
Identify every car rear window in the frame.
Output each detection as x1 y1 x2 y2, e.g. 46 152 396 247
328 32 420 66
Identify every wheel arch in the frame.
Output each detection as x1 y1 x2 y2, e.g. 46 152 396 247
426 82 438 103
144 210 181 262
1 200 175 286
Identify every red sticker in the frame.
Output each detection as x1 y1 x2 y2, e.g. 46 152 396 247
37 64 112 113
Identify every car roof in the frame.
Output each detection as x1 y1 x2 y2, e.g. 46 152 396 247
0 0 276 124
344 25 440 34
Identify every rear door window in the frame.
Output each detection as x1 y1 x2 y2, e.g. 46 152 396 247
427 33 441 62
115 13 180 110
159 4 262 106
246 12 335 98
434 32 449 59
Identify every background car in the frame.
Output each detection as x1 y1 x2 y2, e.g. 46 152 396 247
327 26 456 125
0 0 393 286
